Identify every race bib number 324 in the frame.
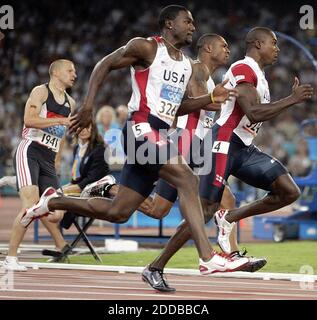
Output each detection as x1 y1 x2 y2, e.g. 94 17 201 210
158 84 183 119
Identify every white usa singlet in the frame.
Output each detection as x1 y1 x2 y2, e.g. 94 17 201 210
128 36 192 127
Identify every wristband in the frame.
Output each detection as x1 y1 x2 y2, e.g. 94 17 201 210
210 92 215 103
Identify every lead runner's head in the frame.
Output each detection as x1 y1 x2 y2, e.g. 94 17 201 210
159 5 195 48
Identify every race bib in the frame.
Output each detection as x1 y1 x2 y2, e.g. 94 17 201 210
132 122 152 138
36 131 61 152
212 141 230 154
204 115 214 129
158 84 183 120
242 121 263 137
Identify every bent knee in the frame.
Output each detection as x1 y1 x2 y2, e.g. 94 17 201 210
180 170 199 190
150 207 170 219
48 211 64 223
149 197 173 219
280 184 301 205
174 165 198 183
114 214 130 224
108 207 133 224
286 185 301 203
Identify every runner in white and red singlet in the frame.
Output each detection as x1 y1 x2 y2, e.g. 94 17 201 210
200 27 314 254
141 28 313 287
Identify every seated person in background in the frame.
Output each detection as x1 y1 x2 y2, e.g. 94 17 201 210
49 121 110 223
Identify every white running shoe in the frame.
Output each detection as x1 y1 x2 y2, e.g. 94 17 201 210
20 187 58 228
214 209 236 254
2 256 27 272
0 176 17 189
199 251 249 274
80 175 116 198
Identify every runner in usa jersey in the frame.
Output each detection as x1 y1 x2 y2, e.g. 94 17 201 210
25 6 244 278
128 36 192 127
196 27 313 256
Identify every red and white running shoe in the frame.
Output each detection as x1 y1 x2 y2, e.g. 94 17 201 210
230 250 267 273
20 187 58 228
214 209 236 254
199 251 249 274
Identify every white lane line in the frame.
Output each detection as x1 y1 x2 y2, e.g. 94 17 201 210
12 276 317 293
6 262 316 282
13 273 316 291
8 282 317 299
0 295 95 300
1 288 210 300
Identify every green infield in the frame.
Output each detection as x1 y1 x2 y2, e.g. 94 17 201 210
50 241 317 274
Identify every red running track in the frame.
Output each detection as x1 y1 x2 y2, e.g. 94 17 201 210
0 268 316 300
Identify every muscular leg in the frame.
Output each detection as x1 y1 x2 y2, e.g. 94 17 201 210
149 194 174 219
127 192 173 219
99 182 160 219
47 155 213 260
8 186 67 256
159 158 213 261
8 186 39 256
147 186 240 270
40 217 67 251
48 184 146 223
149 197 218 270
141 177 177 219
48 210 65 223
48 181 171 224
225 174 300 223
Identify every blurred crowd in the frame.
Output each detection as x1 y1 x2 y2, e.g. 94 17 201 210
0 0 317 182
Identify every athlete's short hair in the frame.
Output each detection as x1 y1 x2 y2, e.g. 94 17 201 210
196 33 222 50
49 59 73 76
158 5 188 31
245 27 274 49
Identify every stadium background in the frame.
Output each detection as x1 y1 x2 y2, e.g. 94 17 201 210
0 0 316 206
0 2 316 302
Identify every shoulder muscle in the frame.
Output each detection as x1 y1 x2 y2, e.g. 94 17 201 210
231 63 258 87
